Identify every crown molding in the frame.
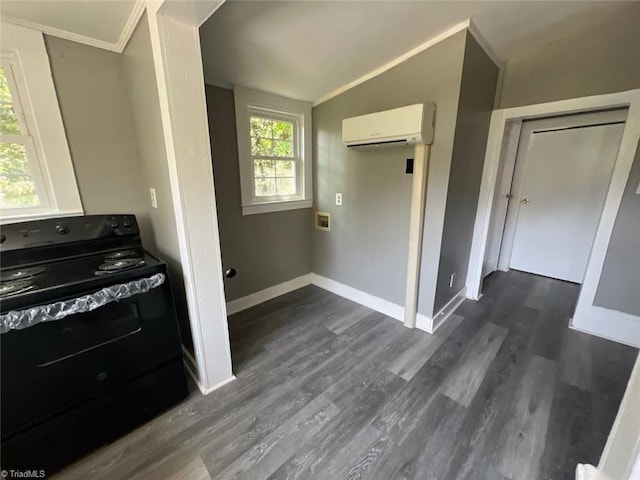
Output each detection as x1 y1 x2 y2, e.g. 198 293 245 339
1 0 146 54
116 0 146 52
1 15 120 52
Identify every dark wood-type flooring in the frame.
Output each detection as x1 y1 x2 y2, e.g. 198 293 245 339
55 270 638 480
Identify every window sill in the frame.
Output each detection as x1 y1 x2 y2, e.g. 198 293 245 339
0 209 84 224
242 199 312 216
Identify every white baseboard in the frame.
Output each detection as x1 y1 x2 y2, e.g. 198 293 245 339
226 273 313 315
182 346 236 395
416 313 433 333
575 464 599 480
431 288 467 332
466 292 483 301
310 274 464 335
223 273 465 338
569 317 640 349
415 288 466 334
310 273 404 321
197 375 237 395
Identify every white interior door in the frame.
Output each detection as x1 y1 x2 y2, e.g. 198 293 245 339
508 114 625 283
484 120 522 276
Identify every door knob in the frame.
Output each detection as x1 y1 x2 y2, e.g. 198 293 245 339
224 268 237 278
521 198 530 205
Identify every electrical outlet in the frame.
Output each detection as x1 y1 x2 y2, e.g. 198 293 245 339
336 193 343 206
449 272 456 288
150 188 158 208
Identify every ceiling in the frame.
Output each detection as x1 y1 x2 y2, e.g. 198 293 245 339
199 1 628 104
0 0 629 103
0 0 142 52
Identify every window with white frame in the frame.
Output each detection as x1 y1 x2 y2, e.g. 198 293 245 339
0 55 51 212
0 23 82 222
235 87 312 215
250 110 300 199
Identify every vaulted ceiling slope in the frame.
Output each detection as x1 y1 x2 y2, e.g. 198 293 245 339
199 0 630 104
0 0 632 103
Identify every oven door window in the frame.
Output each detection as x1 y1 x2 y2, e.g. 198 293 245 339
37 301 141 366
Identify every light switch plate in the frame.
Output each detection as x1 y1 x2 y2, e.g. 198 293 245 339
336 193 343 206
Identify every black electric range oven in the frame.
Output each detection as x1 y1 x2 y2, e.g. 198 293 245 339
0 214 188 474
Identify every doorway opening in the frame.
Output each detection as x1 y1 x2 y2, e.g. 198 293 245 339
467 90 640 349
491 109 627 284
466 90 639 314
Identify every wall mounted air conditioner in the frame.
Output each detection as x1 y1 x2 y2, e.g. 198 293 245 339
342 103 435 149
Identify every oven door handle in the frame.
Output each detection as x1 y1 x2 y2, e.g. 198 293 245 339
0 273 165 333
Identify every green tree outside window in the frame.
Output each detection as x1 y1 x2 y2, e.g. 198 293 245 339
0 66 39 208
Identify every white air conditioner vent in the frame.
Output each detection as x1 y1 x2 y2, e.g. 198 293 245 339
342 103 435 149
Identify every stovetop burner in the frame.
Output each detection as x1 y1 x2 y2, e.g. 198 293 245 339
96 258 146 275
0 215 164 309
0 281 36 298
104 250 137 260
0 266 46 283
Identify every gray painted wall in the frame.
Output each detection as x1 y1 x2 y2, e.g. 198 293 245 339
121 14 194 356
434 32 498 313
594 141 640 316
499 3 640 108
312 31 466 310
205 85 312 302
45 35 152 243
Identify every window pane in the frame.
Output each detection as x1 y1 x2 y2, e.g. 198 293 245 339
254 159 275 178
273 120 293 141
252 137 273 156
255 178 276 197
0 67 21 135
0 104 21 135
272 140 293 157
0 67 12 103
276 177 296 196
0 142 40 207
250 116 272 138
275 160 295 177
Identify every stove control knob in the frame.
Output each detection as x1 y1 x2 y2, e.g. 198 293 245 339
110 221 119 229
55 224 70 235
122 220 131 228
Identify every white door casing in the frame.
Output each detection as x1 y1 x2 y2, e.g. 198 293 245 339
466 89 640 347
483 119 521 276
502 112 625 283
145 0 234 394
